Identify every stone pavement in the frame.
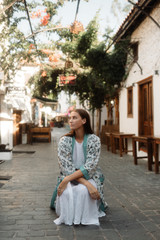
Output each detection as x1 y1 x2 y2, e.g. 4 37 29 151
0 127 160 240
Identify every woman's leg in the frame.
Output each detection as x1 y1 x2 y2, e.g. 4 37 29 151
73 179 100 225
54 182 74 225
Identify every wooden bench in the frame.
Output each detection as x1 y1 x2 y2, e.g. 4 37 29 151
132 136 153 171
30 127 51 144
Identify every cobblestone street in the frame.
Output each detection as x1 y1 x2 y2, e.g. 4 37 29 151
0 127 160 240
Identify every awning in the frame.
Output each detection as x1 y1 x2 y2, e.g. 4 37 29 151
0 113 13 121
0 117 13 121
11 98 26 111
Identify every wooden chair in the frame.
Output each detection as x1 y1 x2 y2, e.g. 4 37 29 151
104 125 119 152
132 136 153 171
105 132 113 152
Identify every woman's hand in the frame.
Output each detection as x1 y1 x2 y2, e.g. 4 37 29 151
76 177 100 200
57 176 69 196
85 181 100 200
58 170 83 196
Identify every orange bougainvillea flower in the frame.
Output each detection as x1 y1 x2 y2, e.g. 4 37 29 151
31 9 48 19
36 10 42 18
40 13 50 26
49 53 61 62
28 44 35 53
41 71 47 77
29 44 35 49
31 10 42 19
41 49 52 55
49 55 58 62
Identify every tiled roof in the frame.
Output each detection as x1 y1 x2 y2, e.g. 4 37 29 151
113 0 158 42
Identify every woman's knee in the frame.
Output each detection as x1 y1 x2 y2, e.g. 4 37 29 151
77 184 88 197
61 187 70 199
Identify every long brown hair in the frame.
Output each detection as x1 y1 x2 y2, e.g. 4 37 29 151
65 108 93 137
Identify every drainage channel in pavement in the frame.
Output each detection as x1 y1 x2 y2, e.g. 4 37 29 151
0 175 12 188
13 151 35 154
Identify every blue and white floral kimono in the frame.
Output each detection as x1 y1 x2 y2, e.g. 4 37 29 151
50 133 107 213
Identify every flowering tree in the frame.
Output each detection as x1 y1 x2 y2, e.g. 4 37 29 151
29 14 129 111
0 0 131 111
0 0 88 80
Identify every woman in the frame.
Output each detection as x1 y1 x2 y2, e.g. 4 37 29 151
51 109 107 225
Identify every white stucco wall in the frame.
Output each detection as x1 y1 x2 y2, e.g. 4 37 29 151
6 65 40 123
119 85 138 134
119 3 160 137
0 65 39 147
0 94 13 148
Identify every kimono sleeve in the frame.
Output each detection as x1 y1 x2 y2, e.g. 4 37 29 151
58 136 76 176
80 135 101 180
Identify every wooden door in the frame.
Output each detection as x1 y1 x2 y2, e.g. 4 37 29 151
13 111 22 146
139 81 153 136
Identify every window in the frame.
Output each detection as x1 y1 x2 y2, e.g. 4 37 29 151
131 42 138 62
127 87 133 117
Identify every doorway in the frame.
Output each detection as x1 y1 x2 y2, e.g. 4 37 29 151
13 110 22 146
138 77 153 136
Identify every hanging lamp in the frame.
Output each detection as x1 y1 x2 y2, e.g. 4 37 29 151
70 0 84 34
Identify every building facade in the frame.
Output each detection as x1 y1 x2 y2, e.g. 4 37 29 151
114 0 160 154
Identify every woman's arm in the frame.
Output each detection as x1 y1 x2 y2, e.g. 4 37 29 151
58 137 76 176
58 170 100 200
80 135 101 180
76 177 100 200
57 169 83 195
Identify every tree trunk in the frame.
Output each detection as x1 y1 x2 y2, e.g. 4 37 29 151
92 109 94 132
96 109 101 137
99 109 101 137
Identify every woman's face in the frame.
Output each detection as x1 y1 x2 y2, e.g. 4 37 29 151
69 111 86 131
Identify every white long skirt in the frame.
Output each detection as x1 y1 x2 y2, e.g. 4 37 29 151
54 179 105 226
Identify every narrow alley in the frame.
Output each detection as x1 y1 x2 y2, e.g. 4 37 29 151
0 127 160 240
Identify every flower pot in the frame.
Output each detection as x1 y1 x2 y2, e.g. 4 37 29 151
0 149 12 161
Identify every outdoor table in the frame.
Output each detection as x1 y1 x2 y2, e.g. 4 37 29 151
112 132 135 157
153 137 160 174
132 136 153 171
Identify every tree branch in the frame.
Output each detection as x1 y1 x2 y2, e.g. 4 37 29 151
25 26 69 39
106 35 143 74
23 0 37 48
0 0 21 16
127 0 160 29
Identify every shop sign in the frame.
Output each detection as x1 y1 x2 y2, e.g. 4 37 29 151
6 86 26 96
59 75 76 86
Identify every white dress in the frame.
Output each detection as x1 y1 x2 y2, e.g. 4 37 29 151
54 140 105 226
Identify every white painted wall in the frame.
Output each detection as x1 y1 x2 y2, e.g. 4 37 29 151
5 65 40 123
119 3 160 154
